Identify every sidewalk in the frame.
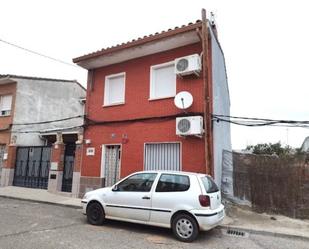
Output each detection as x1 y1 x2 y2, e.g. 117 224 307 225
0 186 308 240
220 203 309 240
0 186 81 208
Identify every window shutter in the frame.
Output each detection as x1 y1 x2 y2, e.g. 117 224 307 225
108 76 125 104
104 73 125 105
1 95 12 111
151 63 176 99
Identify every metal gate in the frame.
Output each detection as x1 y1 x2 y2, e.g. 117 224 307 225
144 143 181 171
61 143 76 192
13 146 51 189
104 145 121 187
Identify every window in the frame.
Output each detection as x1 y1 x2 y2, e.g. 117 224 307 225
201 176 219 193
0 95 12 116
116 173 157 192
155 174 190 192
104 72 125 106
150 62 176 99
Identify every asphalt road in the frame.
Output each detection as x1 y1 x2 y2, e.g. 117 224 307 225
0 197 308 249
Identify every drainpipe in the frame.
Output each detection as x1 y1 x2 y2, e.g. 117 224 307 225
201 9 213 175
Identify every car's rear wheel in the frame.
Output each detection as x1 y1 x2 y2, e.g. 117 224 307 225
86 202 105 225
172 214 199 242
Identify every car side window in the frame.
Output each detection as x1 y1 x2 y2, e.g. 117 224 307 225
117 173 157 192
155 174 190 192
201 176 219 193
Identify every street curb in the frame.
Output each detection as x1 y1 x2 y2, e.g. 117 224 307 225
0 195 82 209
219 225 309 241
1 195 308 241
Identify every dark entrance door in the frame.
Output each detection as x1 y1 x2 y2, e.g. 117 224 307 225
62 143 75 192
13 146 51 189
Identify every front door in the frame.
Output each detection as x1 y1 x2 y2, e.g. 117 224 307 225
104 172 158 222
62 143 76 192
104 145 121 187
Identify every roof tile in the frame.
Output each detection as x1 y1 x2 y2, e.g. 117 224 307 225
73 20 202 63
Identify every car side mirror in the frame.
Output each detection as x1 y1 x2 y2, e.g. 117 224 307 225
112 185 119 191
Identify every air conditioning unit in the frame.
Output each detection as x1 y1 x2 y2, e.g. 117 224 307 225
174 54 201 76
176 116 204 136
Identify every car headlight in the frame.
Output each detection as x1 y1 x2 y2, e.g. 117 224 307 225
83 193 90 200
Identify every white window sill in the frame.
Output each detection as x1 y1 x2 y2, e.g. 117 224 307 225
149 95 175 101
0 114 11 117
103 102 125 107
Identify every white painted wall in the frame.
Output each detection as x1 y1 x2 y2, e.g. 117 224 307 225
11 78 86 146
210 28 232 187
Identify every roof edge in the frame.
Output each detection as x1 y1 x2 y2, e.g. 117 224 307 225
0 74 86 91
0 74 77 83
73 21 202 64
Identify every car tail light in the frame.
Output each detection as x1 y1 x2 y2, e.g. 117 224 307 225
199 195 210 207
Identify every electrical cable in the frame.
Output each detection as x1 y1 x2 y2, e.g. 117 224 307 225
0 38 80 68
0 126 10 132
85 112 204 126
212 114 309 128
12 125 84 134
13 115 84 126
5 111 309 133
212 114 309 124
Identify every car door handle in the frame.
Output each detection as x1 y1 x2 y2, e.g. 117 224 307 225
142 196 151 200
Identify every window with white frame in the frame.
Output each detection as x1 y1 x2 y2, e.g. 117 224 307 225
103 72 125 106
0 95 12 116
150 62 176 99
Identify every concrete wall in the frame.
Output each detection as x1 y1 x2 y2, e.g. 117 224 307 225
210 27 232 186
11 78 86 146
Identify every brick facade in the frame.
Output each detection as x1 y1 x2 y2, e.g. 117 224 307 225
80 43 210 194
0 82 16 186
0 82 16 147
86 44 203 122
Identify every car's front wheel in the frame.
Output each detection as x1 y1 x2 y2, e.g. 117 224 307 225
172 214 199 242
86 202 105 225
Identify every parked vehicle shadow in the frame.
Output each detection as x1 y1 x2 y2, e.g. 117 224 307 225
81 216 220 243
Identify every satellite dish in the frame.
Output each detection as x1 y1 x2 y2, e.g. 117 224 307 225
174 91 193 109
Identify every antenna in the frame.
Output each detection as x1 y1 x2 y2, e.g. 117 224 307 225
174 91 193 110
210 12 216 26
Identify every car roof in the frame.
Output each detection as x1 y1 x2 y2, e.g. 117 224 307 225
133 170 209 177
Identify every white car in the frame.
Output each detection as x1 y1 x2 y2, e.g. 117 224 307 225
81 171 224 242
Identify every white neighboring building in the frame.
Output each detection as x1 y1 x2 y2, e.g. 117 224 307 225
2 75 86 145
0 74 86 193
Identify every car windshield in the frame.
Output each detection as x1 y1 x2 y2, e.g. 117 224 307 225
201 176 219 193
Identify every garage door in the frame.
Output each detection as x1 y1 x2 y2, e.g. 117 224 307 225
144 143 180 171
13 146 51 189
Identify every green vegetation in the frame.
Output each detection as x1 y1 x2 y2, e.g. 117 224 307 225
246 142 294 156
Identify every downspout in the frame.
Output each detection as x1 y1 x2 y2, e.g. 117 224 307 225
201 9 213 175
84 70 94 127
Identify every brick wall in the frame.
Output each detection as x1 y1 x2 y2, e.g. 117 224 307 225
82 120 205 177
0 82 16 146
82 43 208 180
86 43 203 122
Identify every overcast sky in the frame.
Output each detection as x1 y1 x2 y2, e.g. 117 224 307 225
1 0 309 149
